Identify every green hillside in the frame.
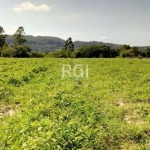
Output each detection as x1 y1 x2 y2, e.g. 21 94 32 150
6 35 150 52
6 35 65 52
6 35 120 52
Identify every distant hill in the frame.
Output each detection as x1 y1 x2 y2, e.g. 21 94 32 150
6 35 150 52
6 35 65 52
74 41 120 49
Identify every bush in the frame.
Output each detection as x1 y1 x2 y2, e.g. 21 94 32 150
31 52 47 58
49 50 62 58
71 50 82 58
72 45 111 58
1 46 15 57
14 45 31 58
120 51 130 58
138 55 143 59
49 49 72 58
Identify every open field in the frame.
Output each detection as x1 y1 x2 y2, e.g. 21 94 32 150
0 58 150 149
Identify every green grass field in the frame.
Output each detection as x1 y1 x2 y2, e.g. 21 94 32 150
0 58 150 150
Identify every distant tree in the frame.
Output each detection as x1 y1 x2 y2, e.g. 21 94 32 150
128 47 139 57
0 26 4 34
109 49 119 58
144 48 150 57
0 26 7 48
71 45 111 58
14 45 31 58
13 26 26 46
120 50 130 58
62 37 74 51
117 45 130 54
31 52 47 58
118 45 141 57
1 45 15 57
71 50 82 58
57 37 75 57
49 50 62 58
13 27 31 57
138 55 143 59
122 45 130 50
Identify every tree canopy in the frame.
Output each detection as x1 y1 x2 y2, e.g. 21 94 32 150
1 26 31 57
62 37 74 51
13 26 26 46
0 26 7 48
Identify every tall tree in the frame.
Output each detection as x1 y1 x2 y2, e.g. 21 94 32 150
13 26 26 45
0 26 4 34
0 26 7 48
63 37 74 51
13 27 31 57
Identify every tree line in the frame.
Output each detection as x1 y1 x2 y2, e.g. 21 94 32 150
50 41 150 58
0 25 150 58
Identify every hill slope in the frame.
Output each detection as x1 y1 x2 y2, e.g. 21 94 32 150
5 35 120 52
6 35 65 52
6 35 150 52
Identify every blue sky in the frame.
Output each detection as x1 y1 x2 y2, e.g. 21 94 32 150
0 0 150 46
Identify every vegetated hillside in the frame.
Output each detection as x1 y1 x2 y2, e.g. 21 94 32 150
6 35 65 52
6 35 120 52
6 35 150 52
74 41 120 49
0 58 150 149
138 46 150 51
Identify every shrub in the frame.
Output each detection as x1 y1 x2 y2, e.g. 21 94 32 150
1 46 15 57
14 45 31 58
49 49 72 58
8 77 21 86
138 55 143 59
31 52 47 58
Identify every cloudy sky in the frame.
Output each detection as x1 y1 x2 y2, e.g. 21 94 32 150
0 0 150 46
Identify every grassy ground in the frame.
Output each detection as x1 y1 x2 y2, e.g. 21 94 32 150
0 58 150 149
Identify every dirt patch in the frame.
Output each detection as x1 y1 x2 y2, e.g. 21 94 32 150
116 101 125 107
124 111 145 125
0 106 17 118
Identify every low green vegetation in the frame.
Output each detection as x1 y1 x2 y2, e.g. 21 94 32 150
0 58 150 149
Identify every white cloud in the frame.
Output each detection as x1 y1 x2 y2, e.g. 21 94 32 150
13 2 50 13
